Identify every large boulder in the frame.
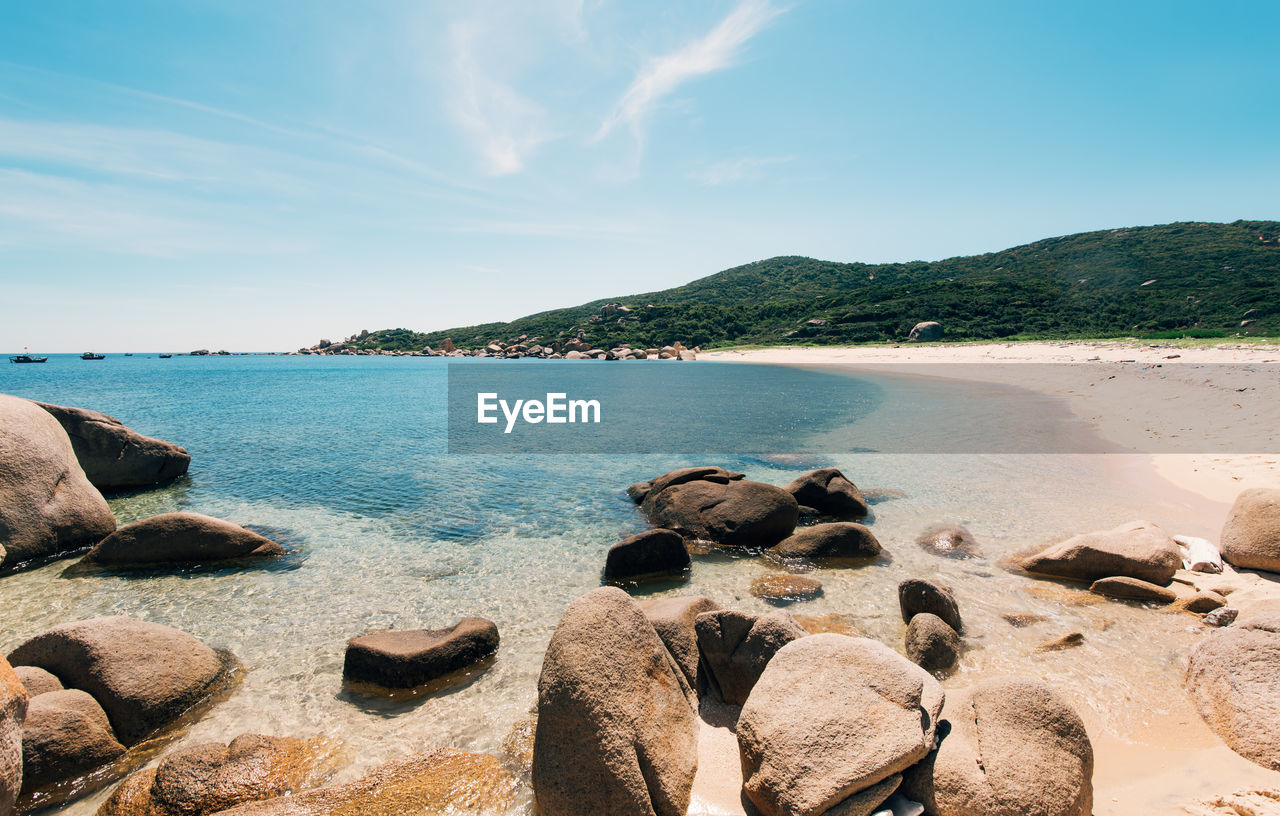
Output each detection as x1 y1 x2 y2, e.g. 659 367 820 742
34 402 190 490
0 656 26 816
0 394 116 569
83 513 284 567
7 616 225 745
694 609 807 706
642 478 798 549
532 587 697 816
768 522 880 560
901 677 1094 816
603 529 690 583
909 321 944 342
19 689 125 792
1220 489 1280 573
638 596 722 694
1186 614 1280 769
737 634 944 816
212 747 517 816
1019 520 1182 586
899 578 963 632
99 734 338 816
784 469 869 518
343 618 499 690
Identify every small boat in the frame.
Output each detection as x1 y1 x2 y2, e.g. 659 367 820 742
158 354 172 359
80 352 105 360
124 353 133 357
8 354 47 364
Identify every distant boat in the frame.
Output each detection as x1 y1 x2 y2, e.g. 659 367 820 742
8 354 47 364
124 353 133 356
80 352 105 360
158 354 172 359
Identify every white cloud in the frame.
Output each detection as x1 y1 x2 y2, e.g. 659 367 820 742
691 154 795 185
595 0 784 147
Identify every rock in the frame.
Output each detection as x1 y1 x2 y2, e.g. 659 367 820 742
695 609 807 706
98 734 338 816
1204 607 1239 627
916 525 982 559
636 467 744 500
625 481 651 503
1036 632 1084 652
1019 520 1182 586
637 596 722 694
532 587 697 816
908 322 943 342
603 530 690 583
901 677 1093 816
905 614 960 673
34 402 190 490
19 689 125 792
737 634 943 816
768 523 880 560
213 747 517 816
750 574 823 603
1 656 27 816
0 394 116 569
83 513 284 566
1220 489 1280 573
1175 534 1223 574
1178 591 1228 614
1002 612 1048 628
792 613 862 637
784 469 869 519
12 666 61 698
343 618 499 690
1089 576 1177 604
642 478 797 549
677 350 696 361
898 579 962 632
7 616 225 745
1188 615 1280 769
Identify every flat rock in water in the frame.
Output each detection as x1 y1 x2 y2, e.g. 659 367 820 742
768 523 880 561
0 657 27 816
1220 489 1280 573
898 579 962 632
637 596 721 694
1036 632 1084 652
34 401 190 490
603 529 690 583
695 609 807 706
1019 520 1182 586
19 689 125 793
750 574 823 603
1002 612 1048 628
343 618 499 690
916 525 982 559
784 469 869 519
1089 576 1177 604
84 513 284 567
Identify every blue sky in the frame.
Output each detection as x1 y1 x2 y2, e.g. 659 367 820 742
1 0 1277 351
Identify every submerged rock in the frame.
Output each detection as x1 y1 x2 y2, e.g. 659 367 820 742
784 468 869 519
1220 489 1280 573
603 529 690 583
343 618 499 690
20 689 125 793
1036 632 1084 652
532 587 697 816
0 393 116 570
750 574 824 603
1019 520 1182 586
696 609 807 707
638 596 721 694
898 579 962 632
0 656 27 816
1089 576 1177 604
642 477 797 549
34 402 190 490
916 525 982 559
83 513 284 567
768 522 880 560
905 613 960 673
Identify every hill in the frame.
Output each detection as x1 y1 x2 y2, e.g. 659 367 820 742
347 220 1280 351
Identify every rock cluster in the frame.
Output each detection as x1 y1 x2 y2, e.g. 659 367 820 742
292 330 699 360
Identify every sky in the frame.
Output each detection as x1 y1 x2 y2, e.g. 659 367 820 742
1 0 1278 352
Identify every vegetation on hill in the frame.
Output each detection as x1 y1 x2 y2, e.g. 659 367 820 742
349 220 1279 351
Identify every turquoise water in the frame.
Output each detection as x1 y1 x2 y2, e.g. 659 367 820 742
0 354 1219 815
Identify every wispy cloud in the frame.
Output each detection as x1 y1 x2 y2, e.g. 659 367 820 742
691 154 795 185
595 0 785 148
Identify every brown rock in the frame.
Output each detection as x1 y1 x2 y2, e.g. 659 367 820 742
1178 591 1229 614
1089 576 1177 604
1220 489 1280 573
1019 520 1182 586
84 513 284 566
1187 615 1280 770
34 402 190 490
917 525 982 558
0 394 116 569
634 467 744 503
1002 612 1048 628
784 469 869 518
737 634 943 816
767 522 880 560
603 529 690 583
12 666 62 698
749 574 823 603
642 478 798 549
901 677 1094 816
905 613 961 672
20 689 125 792
0 656 27 816
899 578 962 632
7 616 225 745
1036 633 1084 652
532 587 697 816
343 618 498 690
637 596 722 693
695 610 808 706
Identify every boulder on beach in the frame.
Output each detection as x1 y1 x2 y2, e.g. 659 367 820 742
212 747 517 816
908 321 944 342
901 677 1094 816
1019 520 1182 586
0 656 27 816
7 616 225 746
83 513 285 567
1089 576 1177 604
695 609 807 706
917 525 983 559
343 618 499 690
1219 489 1280 573
642 476 797 549
737 634 943 816
98 734 339 816
532 587 697 816
12 666 61 698
638 596 722 694
603 529 690 583
784 469 869 519
749 574 823 603
0 393 117 570
34 402 190 490
19 689 125 793
899 578 963 632
905 613 961 673
767 522 880 561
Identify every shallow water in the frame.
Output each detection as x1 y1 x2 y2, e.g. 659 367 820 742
0 355 1225 814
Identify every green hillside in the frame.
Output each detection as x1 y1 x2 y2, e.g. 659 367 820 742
354 220 1280 351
